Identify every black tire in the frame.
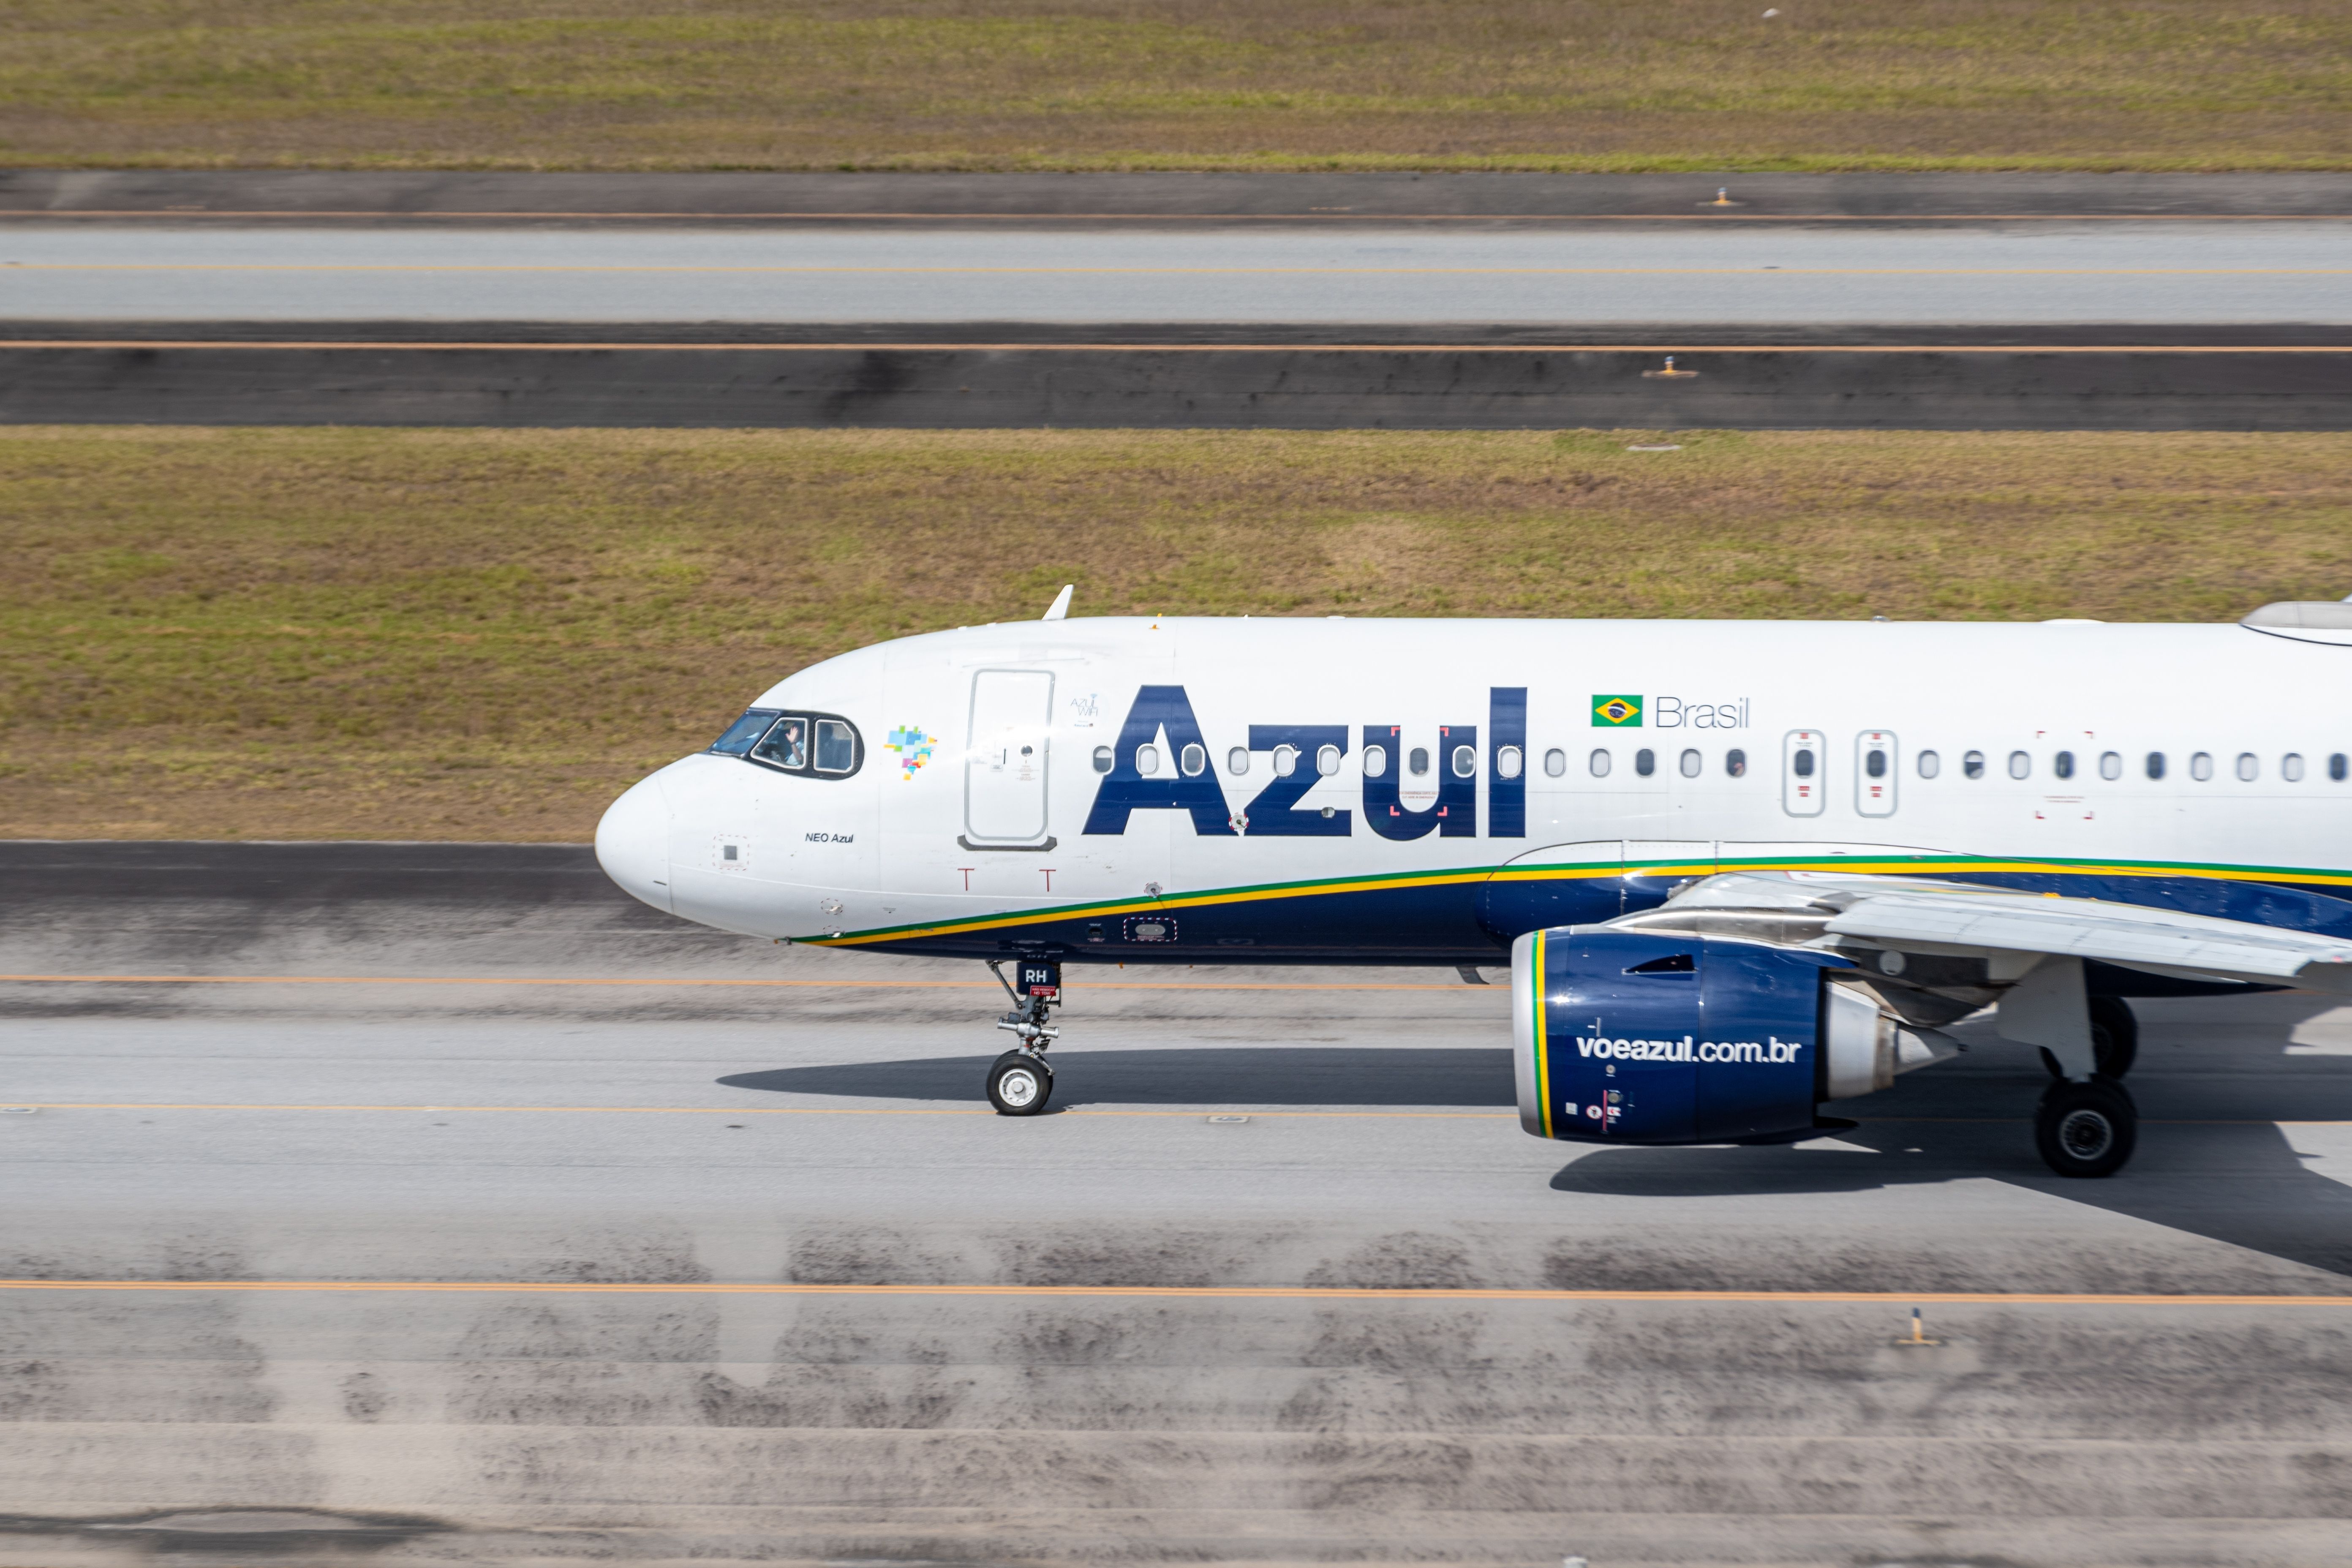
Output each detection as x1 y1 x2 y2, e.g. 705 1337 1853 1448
2039 997 2140 1080
987 1050 1054 1116
2089 996 2139 1078
2034 1076 2137 1178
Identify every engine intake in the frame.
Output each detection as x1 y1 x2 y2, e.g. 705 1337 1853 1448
1511 928 1953 1145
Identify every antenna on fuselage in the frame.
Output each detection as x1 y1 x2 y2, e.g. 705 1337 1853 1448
1041 584 1074 621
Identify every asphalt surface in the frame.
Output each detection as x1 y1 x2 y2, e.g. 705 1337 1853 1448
9 335 2344 430
1 842 2349 1565
8 169 2352 222
7 225 2349 323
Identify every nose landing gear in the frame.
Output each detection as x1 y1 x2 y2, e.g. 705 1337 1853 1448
985 958 1060 1116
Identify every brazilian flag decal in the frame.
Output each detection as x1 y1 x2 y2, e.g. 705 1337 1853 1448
1592 694 1643 727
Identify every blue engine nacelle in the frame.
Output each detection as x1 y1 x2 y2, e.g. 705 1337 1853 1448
1511 928 1857 1145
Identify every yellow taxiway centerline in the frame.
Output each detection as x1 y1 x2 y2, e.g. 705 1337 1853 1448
12 264 2351 276
0 973 1474 991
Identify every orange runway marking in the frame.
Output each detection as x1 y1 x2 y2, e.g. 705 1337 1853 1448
4 210 2350 224
5 1103 2340 1127
0 1279 2343 1305
4 1102 1514 1119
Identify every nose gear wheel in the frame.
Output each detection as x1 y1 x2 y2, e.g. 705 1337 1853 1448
988 1049 1054 1116
983 957 1061 1115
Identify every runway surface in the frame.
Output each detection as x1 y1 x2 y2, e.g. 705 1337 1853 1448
8 225 2352 324
1 842 2348 1564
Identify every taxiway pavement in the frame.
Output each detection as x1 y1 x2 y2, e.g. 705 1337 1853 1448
6 224 2350 324
5 173 2347 429
0 842 2347 1564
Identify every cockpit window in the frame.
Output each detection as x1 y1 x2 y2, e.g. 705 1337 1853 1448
815 719 857 774
720 709 864 779
753 716 808 770
710 709 779 756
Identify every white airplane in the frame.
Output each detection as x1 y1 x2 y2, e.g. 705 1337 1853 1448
595 592 2352 1179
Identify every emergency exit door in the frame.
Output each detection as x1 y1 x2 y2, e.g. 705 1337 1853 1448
964 670 1054 847
1782 729 1826 817
1855 730 1898 817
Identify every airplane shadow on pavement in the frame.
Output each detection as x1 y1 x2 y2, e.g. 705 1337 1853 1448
720 1046 1519 1108
1554 992 2352 1282
721 1001 2352 1283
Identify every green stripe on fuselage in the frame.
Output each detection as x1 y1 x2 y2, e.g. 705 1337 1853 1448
799 851 2352 947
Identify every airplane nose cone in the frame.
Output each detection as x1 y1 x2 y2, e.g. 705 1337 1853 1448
596 773 673 913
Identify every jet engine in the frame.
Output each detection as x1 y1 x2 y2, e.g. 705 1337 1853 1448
1511 928 1960 1145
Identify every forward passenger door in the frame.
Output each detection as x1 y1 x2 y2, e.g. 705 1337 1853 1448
963 670 1055 849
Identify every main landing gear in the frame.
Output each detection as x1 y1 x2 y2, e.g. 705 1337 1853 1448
2032 996 2138 1179
985 957 1061 1116
2035 1075 2137 1179
2041 996 2139 1081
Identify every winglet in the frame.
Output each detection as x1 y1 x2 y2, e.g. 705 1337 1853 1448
1041 584 1074 621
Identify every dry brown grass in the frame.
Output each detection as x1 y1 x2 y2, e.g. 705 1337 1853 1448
4 425 2350 841
3 0 2348 172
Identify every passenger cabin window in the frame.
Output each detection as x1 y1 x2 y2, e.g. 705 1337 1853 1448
1497 746 1524 780
1138 744 1162 775
2099 751 2121 780
1726 748 1747 777
2236 752 2259 782
1544 748 1567 777
734 711 863 779
2334 753 2349 782
1590 749 1612 778
2053 750 2075 780
1093 746 1114 774
1963 750 1985 779
2190 751 2214 781
2146 751 2166 780
1227 746 1250 776
1363 744 1388 778
1273 744 1298 777
1320 744 1345 777
1634 748 1656 777
2284 752 2306 782
1408 747 1430 776
1450 744 1476 778
1180 743 1207 776
1916 749 1940 779
1679 748 1701 778
2007 750 2031 779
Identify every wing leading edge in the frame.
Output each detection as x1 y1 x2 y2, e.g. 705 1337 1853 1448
1645 869 2352 991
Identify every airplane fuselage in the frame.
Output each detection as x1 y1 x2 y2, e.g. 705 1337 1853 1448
595 615 2352 965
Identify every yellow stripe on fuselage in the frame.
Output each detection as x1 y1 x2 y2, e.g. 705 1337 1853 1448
801 852 2352 948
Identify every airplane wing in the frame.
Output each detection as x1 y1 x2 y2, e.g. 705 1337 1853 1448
1658 869 2352 991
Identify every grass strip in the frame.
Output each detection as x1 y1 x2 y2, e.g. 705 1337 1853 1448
3 425 2349 841
3 0 2349 172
